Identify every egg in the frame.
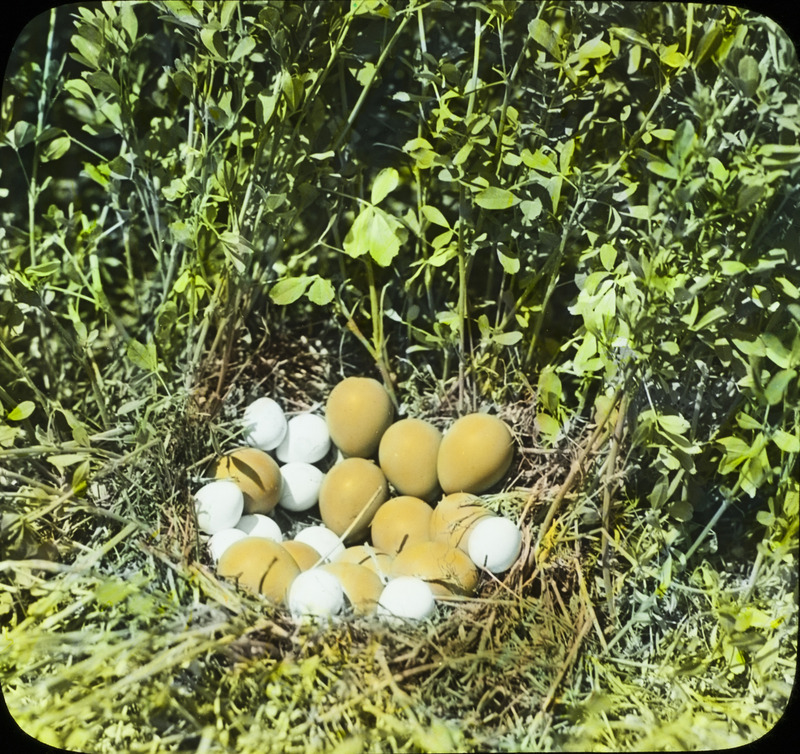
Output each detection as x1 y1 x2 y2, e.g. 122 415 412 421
437 413 514 494
276 413 331 464
278 462 325 512
207 527 247 563
287 568 345 621
216 537 300 603
282 540 323 571
318 457 389 541
325 376 394 457
321 562 384 615
390 541 478 597
370 496 434 555
377 576 436 622
467 516 522 573
335 545 393 581
293 525 346 562
378 418 442 500
429 492 493 552
213 447 283 514
242 397 287 450
236 513 283 541
193 479 245 534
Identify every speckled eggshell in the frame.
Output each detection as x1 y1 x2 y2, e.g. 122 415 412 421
370 496 434 555
318 457 389 542
216 537 299 604
437 413 514 494
378 418 442 501
213 447 283 515
390 540 478 598
325 377 394 458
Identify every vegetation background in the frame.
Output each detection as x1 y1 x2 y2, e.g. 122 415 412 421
1 1 798 752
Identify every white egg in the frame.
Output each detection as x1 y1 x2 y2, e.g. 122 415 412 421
467 515 522 573
294 525 345 562
288 568 344 621
377 577 436 622
279 462 325 512
276 413 331 464
242 397 288 451
194 480 245 534
236 513 283 541
207 527 247 563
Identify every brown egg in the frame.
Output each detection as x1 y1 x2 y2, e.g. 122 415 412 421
437 413 514 494
370 496 434 555
335 545 394 580
318 457 389 542
390 541 478 597
321 562 384 615
378 418 442 500
217 537 299 603
325 377 394 458
282 540 322 571
429 492 494 552
213 447 282 514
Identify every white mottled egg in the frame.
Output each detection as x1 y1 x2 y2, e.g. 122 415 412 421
194 480 245 534
288 568 344 621
294 525 346 562
236 513 283 542
276 413 331 464
279 462 325 512
467 516 522 573
207 527 247 563
377 576 436 622
242 397 287 451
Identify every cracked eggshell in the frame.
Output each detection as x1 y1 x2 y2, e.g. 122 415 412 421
390 541 478 597
467 516 522 573
242 397 287 451
370 496 434 555
429 492 494 552
278 462 325 512
236 513 282 542
216 537 299 603
318 457 389 542
378 418 442 501
377 577 436 622
321 562 384 615
437 413 514 494
276 413 331 464
213 447 283 515
193 479 245 534
325 377 394 458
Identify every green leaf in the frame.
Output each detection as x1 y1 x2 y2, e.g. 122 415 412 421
371 167 400 205
762 334 792 368
568 35 611 64
765 369 796 405
658 414 691 435
647 161 679 180
494 331 523 346
535 412 561 442
689 305 727 331
269 276 311 305
231 35 256 63
7 401 35 421
475 187 518 210
521 148 557 173
720 260 747 275
421 205 449 228
307 277 335 306
496 247 520 274
343 206 406 267
46 453 88 471
772 429 800 453
528 19 560 59
119 2 138 43
200 27 226 59
776 276 800 299
126 339 158 372
669 120 695 166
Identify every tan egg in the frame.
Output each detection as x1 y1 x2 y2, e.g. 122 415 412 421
378 418 442 500
325 377 394 458
335 545 394 580
213 447 282 514
429 492 494 552
321 562 384 615
390 541 478 597
216 537 299 604
318 457 389 542
437 414 514 494
370 496 434 555
282 540 322 571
